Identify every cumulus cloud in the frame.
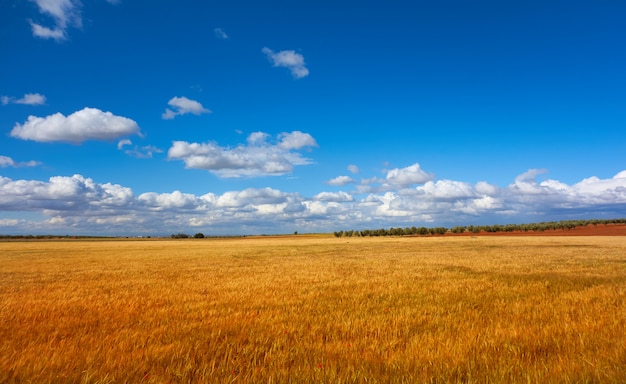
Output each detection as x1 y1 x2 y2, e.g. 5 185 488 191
167 131 318 178
348 165 360 174
262 47 309 79
1 169 626 236
0 174 133 212
2 93 47 106
214 188 292 208
419 180 477 200
0 155 41 168
475 181 499 196
314 191 354 202
138 190 203 210
614 170 626 179
214 28 228 39
162 96 211 120
278 131 318 149
385 163 435 187
10 107 141 144
327 176 356 186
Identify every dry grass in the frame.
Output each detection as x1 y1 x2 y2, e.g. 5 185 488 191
1 236 625 383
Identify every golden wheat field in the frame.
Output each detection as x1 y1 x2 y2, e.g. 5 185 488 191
1 235 625 383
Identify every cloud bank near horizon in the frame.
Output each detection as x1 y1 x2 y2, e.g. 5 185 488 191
1 167 625 235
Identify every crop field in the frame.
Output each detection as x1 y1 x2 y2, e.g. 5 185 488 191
1 235 625 383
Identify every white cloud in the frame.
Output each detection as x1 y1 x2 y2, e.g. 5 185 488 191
354 177 384 194
162 96 211 120
278 131 318 149
419 180 476 200
215 188 291 208
1 169 626 236
214 28 228 39
30 23 67 40
117 139 162 159
327 176 356 186
262 47 309 79
475 181 499 196
10 107 141 144
515 168 548 184
0 156 15 168
374 192 417 218
0 174 133 212
124 145 162 159
27 0 117 40
188 217 206 227
167 131 317 178
385 163 435 187
573 171 626 193
117 139 132 150
314 191 354 202
18 93 47 105
0 155 41 168
138 191 202 210
1 93 47 106
0 219 21 227
348 165 360 174
28 0 82 41
614 170 626 179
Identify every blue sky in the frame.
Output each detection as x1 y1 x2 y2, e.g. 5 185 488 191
1 0 625 235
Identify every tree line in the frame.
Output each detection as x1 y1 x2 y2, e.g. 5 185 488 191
171 233 205 239
2 218 624 239
333 218 626 238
